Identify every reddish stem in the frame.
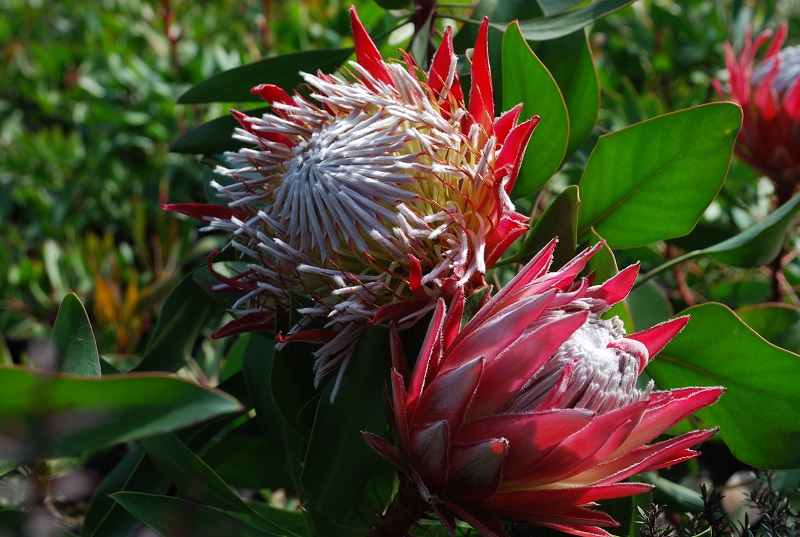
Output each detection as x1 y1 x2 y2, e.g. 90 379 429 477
370 477 429 537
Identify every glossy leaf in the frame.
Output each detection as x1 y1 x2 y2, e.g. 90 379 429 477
112 493 279 537
704 191 800 267
0 366 242 458
508 186 579 268
503 22 569 197
577 103 741 248
178 49 353 104
495 0 638 41
626 280 673 331
301 326 393 530
134 270 223 373
170 107 270 155
45 291 100 377
648 303 800 468
736 304 800 353
534 30 599 157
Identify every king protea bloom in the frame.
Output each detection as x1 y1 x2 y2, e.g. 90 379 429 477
714 24 800 199
363 240 724 537
165 8 536 386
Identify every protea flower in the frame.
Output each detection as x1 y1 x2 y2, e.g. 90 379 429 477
165 8 536 386
714 23 800 201
363 240 724 537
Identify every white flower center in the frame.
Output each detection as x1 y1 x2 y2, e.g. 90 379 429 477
753 45 800 94
512 310 650 414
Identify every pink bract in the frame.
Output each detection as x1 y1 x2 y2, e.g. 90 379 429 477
165 8 536 387
714 24 800 193
363 240 723 537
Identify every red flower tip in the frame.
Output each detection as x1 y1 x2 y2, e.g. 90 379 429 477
469 17 494 137
349 5 392 86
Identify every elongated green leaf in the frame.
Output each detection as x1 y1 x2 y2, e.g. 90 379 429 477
301 326 393 530
242 334 306 491
534 30 599 157
648 303 800 468
170 107 270 154
704 191 800 267
178 49 353 104
626 280 672 331
508 186 579 267
494 0 638 41
0 366 242 458
83 445 169 537
577 103 741 248
135 270 223 373
736 304 800 353
45 291 100 376
503 22 569 197
112 493 279 537
142 433 249 513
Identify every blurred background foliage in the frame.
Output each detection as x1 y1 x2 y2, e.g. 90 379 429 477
1 0 799 375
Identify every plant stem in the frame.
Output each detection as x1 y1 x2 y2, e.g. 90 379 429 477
370 477 429 537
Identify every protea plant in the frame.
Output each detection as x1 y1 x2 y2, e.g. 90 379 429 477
165 8 536 387
714 23 800 203
363 240 724 537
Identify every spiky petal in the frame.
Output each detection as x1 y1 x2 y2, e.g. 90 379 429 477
364 241 723 537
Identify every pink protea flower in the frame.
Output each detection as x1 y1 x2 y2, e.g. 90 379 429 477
165 8 536 386
363 240 724 537
714 24 800 198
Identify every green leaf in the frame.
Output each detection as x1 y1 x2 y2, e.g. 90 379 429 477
495 0 638 41
142 433 250 513
301 326 394 530
640 472 704 513
704 191 800 267
533 30 599 157
0 366 242 458
508 186 579 268
586 228 618 282
626 280 673 331
135 270 223 373
112 493 280 537
577 103 742 248
83 445 169 537
178 49 353 104
44 291 100 376
242 334 306 491
648 303 800 469
170 107 269 154
736 304 800 353
503 22 569 197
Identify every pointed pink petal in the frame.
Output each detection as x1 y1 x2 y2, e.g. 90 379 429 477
371 299 429 325
469 17 494 136
448 438 508 502
428 26 457 100
410 420 450 492
494 104 523 144
486 482 653 510
275 329 338 344
459 409 593 475
535 521 615 537
491 504 619 528
494 116 539 191
585 263 639 306
389 326 409 379
485 213 530 268
628 316 689 369
614 386 724 452
441 287 464 349
212 311 274 338
469 310 589 417
361 431 407 471
444 501 510 537
349 6 391 86
390 368 411 453
407 299 447 410
250 83 297 107
412 357 484 430
407 254 428 300
765 23 788 58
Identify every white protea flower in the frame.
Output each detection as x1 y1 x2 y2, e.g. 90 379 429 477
166 8 538 388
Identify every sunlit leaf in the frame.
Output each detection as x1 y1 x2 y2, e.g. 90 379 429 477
736 304 800 353
649 303 800 468
495 0 638 41
0 366 242 459
503 22 569 197
577 103 741 248
45 291 100 377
